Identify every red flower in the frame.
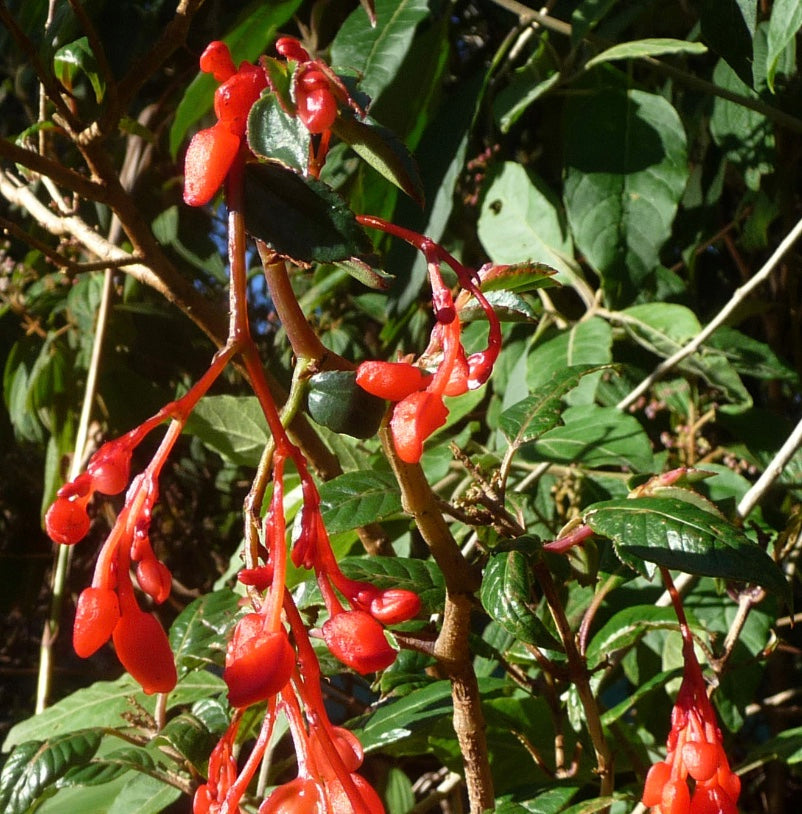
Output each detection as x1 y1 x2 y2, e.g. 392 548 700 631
183 42 267 206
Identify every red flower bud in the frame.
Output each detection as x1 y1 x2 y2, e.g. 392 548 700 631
661 778 691 814
389 391 449 464
214 65 267 135
682 740 718 782
322 610 396 674
73 586 120 658
275 37 310 63
355 361 430 402
297 86 337 134
46 497 91 545
309 726 364 778
87 441 131 495
136 556 172 604
113 607 177 694
369 588 421 625
199 41 237 82
223 614 295 707
325 773 385 814
258 777 324 814
689 784 738 814
642 761 672 807
183 121 240 206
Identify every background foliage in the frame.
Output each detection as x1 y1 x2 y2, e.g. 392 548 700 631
2 0 802 812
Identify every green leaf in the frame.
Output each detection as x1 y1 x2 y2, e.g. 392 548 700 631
306 370 386 439
152 713 218 772
339 556 444 616
107 773 182 814
318 469 402 534
530 405 654 471
499 364 609 447
615 303 752 409
53 37 105 102
740 726 802 772
3 674 224 751
330 0 431 104
583 497 788 596
243 162 377 266
706 326 797 381
247 92 310 172
61 746 155 787
585 38 707 69
563 88 688 304
601 666 683 726
169 589 240 678
459 289 538 324
479 261 560 294
480 551 561 649
184 395 268 468
0 730 102 814
585 605 700 670
169 0 303 156
710 59 775 190
478 162 578 288
331 115 424 206
571 0 618 44
765 0 802 91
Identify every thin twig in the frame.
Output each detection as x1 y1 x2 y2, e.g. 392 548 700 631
617 214 802 411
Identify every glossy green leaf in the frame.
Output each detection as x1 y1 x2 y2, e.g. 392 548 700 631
585 38 707 69
243 162 377 266
247 93 309 171
169 0 302 156
766 0 802 91
583 497 788 596
53 37 105 102
330 0 431 104
306 370 386 438
331 115 424 206
497 786 580 814
478 162 578 287
563 88 687 304
459 289 538 324
184 395 268 467
0 730 102 814
585 604 701 670
479 261 559 294
480 551 560 649
318 469 402 534
169 589 240 677
61 747 155 787
152 713 217 772
339 556 444 616
499 364 608 446
530 405 654 471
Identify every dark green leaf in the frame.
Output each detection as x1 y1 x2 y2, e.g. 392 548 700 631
184 395 268 467
247 93 309 171
499 364 609 446
318 469 402 534
61 746 155 787
152 713 218 772
706 326 797 381
479 262 560 294
698 0 756 86
459 289 538 324
0 730 102 814
330 0 431 104
601 666 683 726
480 552 561 649
244 162 378 266
563 89 688 304
169 589 241 678
583 497 788 596
331 115 424 206
306 370 386 438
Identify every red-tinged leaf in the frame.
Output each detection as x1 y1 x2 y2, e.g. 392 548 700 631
331 114 424 206
247 92 309 172
479 261 561 293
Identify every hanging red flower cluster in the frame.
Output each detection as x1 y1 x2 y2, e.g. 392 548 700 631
354 216 502 463
642 576 741 814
